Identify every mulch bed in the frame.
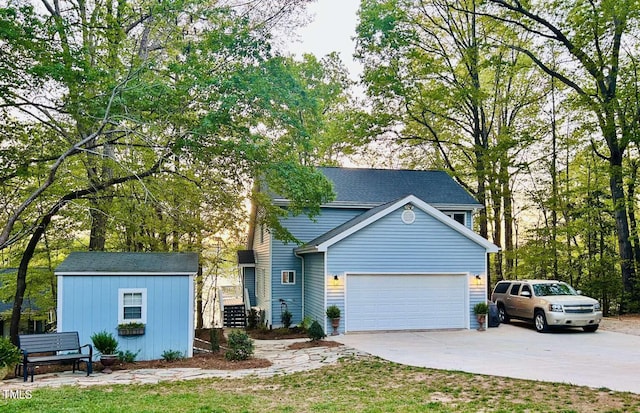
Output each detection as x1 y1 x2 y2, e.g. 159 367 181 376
5 327 340 380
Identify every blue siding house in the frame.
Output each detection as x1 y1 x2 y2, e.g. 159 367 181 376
56 252 198 361
239 167 499 334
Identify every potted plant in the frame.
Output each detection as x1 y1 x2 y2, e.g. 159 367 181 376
326 305 341 336
474 302 489 331
91 331 119 373
0 337 21 380
117 322 145 336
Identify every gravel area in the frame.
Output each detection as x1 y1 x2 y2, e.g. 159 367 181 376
599 314 640 335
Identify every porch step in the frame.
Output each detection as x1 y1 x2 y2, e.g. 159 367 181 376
223 304 246 328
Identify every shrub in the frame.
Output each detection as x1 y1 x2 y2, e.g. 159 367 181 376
298 315 313 330
281 309 293 328
326 305 341 319
473 302 489 315
308 320 325 341
225 330 254 361
0 337 21 368
117 349 140 363
90 331 118 355
161 349 185 362
247 308 259 330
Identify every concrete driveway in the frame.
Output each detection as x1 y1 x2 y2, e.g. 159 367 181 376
333 323 640 394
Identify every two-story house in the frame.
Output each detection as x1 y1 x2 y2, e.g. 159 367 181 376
238 167 499 334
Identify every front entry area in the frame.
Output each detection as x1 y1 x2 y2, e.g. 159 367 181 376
345 273 468 332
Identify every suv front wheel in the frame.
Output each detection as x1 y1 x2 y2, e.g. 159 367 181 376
534 310 548 333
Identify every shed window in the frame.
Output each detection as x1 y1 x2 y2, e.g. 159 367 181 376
118 288 147 324
281 270 295 285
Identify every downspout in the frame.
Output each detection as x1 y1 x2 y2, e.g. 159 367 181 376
294 251 305 322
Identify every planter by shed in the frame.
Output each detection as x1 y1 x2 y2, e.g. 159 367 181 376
117 326 145 336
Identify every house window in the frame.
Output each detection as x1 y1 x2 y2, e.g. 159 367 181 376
281 270 295 285
445 212 466 226
118 288 147 324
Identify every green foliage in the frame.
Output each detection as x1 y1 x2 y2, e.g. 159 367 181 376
161 350 185 362
298 315 313 330
307 320 326 341
117 322 145 329
90 331 118 355
473 302 489 315
326 305 341 319
281 309 293 328
224 330 254 361
117 349 140 363
247 308 259 330
0 337 21 367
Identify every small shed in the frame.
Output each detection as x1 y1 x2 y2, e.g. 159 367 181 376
56 252 199 361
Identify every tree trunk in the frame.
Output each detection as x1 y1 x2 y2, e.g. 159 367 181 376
609 146 636 304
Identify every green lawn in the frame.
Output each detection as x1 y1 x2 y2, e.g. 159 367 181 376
2 357 639 412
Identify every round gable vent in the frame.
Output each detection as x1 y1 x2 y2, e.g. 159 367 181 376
401 209 416 224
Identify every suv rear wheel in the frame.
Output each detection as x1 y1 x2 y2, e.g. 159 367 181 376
534 310 548 333
498 304 510 323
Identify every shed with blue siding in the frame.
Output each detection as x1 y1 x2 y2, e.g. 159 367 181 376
56 252 198 361
239 167 500 335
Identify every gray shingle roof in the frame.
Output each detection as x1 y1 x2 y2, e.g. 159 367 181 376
272 167 480 207
55 252 199 275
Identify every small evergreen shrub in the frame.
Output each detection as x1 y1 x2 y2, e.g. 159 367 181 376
308 320 325 341
225 330 254 361
281 309 293 328
161 349 185 362
0 337 21 368
326 305 341 319
90 331 119 355
247 308 259 329
117 349 140 363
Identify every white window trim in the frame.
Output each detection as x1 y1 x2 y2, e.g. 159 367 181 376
281 270 296 285
118 288 147 325
445 212 466 226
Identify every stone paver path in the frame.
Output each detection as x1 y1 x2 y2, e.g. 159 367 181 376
1 338 363 389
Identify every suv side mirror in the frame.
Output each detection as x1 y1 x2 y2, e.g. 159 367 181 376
521 290 531 298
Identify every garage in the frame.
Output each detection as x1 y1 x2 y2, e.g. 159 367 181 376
345 273 468 332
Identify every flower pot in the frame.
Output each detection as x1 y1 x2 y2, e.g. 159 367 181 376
0 365 8 380
330 317 340 336
476 314 487 331
100 355 118 374
118 327 145 336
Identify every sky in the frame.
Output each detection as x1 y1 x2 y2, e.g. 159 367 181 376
285 0 363 80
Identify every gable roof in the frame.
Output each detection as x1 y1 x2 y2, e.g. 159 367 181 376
271 167 482 209
55 252 199 276
295 195 499 254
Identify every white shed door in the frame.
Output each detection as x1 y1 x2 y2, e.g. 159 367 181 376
345 274 467 331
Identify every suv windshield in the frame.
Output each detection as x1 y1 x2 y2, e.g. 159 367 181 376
533 283 576 296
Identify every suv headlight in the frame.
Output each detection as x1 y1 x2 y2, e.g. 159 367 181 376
594 302 601 311
549 303 564 312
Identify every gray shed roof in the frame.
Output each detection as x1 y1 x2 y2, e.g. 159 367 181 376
271 167 481 208
55 252 199 275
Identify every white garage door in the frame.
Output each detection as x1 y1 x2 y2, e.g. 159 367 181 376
345 274 467 331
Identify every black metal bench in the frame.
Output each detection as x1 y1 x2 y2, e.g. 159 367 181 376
18 332 93 382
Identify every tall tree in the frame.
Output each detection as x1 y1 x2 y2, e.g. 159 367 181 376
355 0 543 283
0 0 335 343
483 0 640 307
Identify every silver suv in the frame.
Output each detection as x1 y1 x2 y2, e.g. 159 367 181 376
491 280 602 332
